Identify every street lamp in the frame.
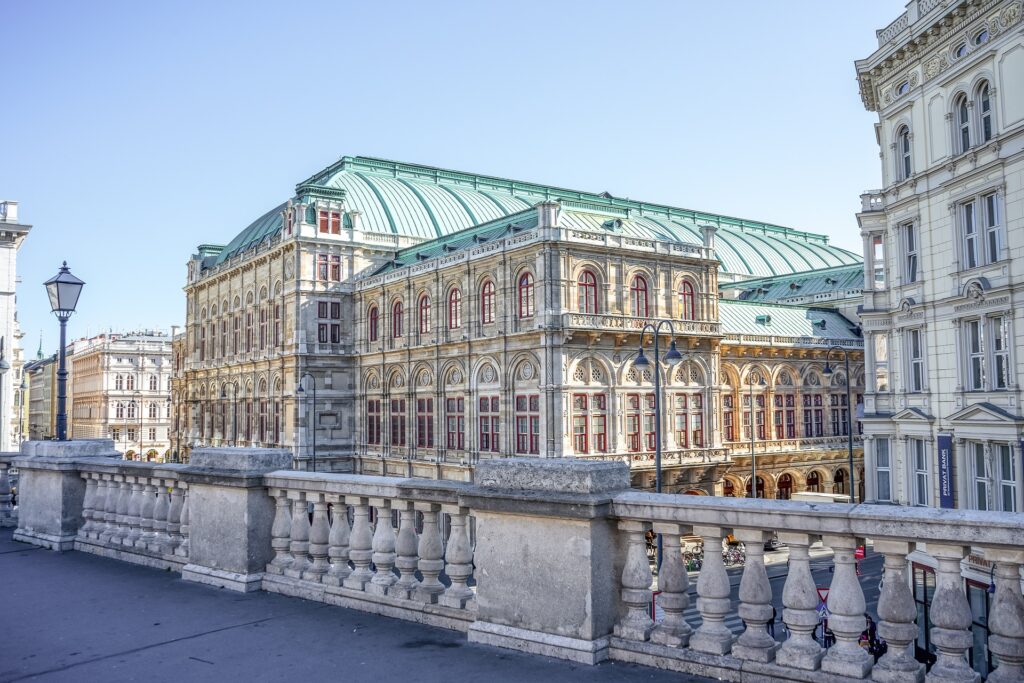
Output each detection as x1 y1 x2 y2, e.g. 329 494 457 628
0 337 9 449
632 321 683 568
43 262 85 441
17 378 26 447
747 370 767 499
221 383 238 445
297 372 316 472
823 345 857 503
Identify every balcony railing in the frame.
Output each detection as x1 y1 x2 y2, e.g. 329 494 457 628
723 333 863 349
860 190 884 213
562 313 721 336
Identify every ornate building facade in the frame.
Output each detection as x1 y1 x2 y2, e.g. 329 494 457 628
179 156 864 495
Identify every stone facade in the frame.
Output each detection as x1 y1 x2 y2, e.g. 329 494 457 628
0 200 30 451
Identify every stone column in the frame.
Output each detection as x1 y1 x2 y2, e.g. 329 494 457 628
283 491 311 579
266 489 292 574
872 539 923 683
778 532 823 671
303 493 330 582
414 502 445 603
343 496 374 590
367 498 397 595
926 544 980 683
821 534 872 679
392 501 419 599
165 483 184 555
78 473 97 539
650 521 692 647
0 461 15 528
179 447 293 592
438 505 474 608
465 458 628 664
986 549 1024 683
322 496 351 587
614 519 655 642
149 479 170 554
732 528 778 662
690 525 734 655
136 478 158 550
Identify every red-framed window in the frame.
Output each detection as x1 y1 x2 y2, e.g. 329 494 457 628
478 396 499 452
330 255 341 281
830 394 849 436
518 273 534 318
644 394 656 450
578 270 598 313
259 308 267 349
273 304 282 347
446 397 465 450
448 289 462 329
416 398 433 449
774 394 796 438
391 301 403 338
317 254 329 280
515 394 540 454
245 311 254 351
625 393 655 451
390 399 406 446
199 325 206 361
630 275 649 317
220 319 227 357
743 394 766 439
723 395 734 441
368 306 379 342
367 399 381 445
572 394 589 453
679 281 696 321
233 315 240 354
571 393 606 454
318 210 341 234
803 394 824 437
285 210 293 235
418 295 431 334
480 280 495 324
673 393 704 448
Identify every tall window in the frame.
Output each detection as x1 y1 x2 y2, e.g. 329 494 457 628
318 209 341 234
873 334 889 392
115 402 124 419
872 235 886 289
674 393 703 448
416 398 434 449
389 399 406 446
956 95 971 153
126 374 135 391
774 394 796 438
478 396 499 452
978 83 992 143
830 394 849 436
630 275 649 318
991 316 1009 389
480 280 495 324
515 394 541 454
391 301 403 338
148 403 158 419
446 398 465 450
679 282 695 321
366 400 381 445
906 328 925 392
577 271 597 313
418 295 431 335
911 438 929 506
233 315 240 353
518 273 535 318
802 394 824 437
259 308 267 349
897 126 912 180
983 192 1000 264
368 306 379 342
245 311 254 351
625 394 645 451
902 222 918 283
572 394 589 454
875 438 892 502
127 401 136 419
115 374 124 390
274 304 282 347
966 319 985 390
317 254 329 280
723 395 734 441
330 255 341 281
220 319 228 356
742 394 766 440
448 289 462 329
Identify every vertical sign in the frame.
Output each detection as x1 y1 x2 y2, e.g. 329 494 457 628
937 433 954 509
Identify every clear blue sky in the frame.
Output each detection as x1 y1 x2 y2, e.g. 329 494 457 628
2 0 898 355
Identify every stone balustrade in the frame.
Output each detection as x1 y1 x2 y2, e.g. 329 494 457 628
75 460 190 570
261 471 477 630
0 453 17 528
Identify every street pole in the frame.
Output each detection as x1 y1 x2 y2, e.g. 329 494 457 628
56 318 68 440
824 346 857 503
298 372 316 472
749 373 756 499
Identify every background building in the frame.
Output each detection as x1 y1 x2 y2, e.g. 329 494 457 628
856 0 1023 674
179 156 865 494
0 200 30 451
25 354 56 441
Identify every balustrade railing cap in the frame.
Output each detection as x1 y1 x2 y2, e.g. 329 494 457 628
188 447 293 473
19 439 122 460
475 458 629 495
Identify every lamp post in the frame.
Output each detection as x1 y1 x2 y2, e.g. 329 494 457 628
221 383 238 445
0 337 9 450
631 321 683 568
17 378 26 447
823 345 857 503
123 401 131 457
748 370 766 499
131 390 142 459
297 372 316 472
43 262 85 441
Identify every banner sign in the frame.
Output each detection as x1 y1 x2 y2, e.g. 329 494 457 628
937 433 954 509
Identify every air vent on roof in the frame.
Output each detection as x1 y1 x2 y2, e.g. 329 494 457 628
473 235 488 244
756 287 768 295
392 261 403 268
825 277 837 285
442 244 456 252
600 191 613 199
755 315 771 325
813 319 827 330
416 253 429 261
603 219 624 233
789 282 802 290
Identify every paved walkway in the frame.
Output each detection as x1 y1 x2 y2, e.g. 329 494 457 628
0 530 710 682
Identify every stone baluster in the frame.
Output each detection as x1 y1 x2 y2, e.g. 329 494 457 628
322 497 351 586
986 549 1024 683
123 476 144 547
778 532 824 671
165 484 184 555
175 487 190 558
136 478 158 550
368 499 397 595
438 507 474 609
0 464 14 527
926 544 979 683
391 501 419 599
690 525 734 654
110 476 131 545
872 540 923 683
732 528 779 662
149 479 170 553
79 473 97 538
414 502 445 603
343 496 374 590
651 522 692 647
266 489 293 574
98 475 118 544
86 475 107 540
283 491 311 579
613 519 655 641
821 535 872 679
302 493 330 582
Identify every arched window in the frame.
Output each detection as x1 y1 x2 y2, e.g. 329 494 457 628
368 306 379 342
148 403 158 419
978 82 992 143
896 126 911 180
126 374 135 391
127 402 136 419
956 94 971 153
148 374 158 391
679 282 696 321
115 402 124 419
448 289 462 329
630 275 649 317
577 270 597 313
418 295 431 335
391 300 403 338
480 280 495 324
518 273 534 318
115 374 123 391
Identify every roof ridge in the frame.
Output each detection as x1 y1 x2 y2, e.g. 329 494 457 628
718 299 850 313
733 263 864 284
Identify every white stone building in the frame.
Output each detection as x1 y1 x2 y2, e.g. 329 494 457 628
856 0 1024 672
0 201 30 451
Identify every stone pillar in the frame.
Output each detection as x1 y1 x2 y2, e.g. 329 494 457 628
821 534 872 679
872 539 923 683
12 440 122 550
732 527 779 662
778 532 824 670
986 549 1024 683
179 447 293 592
465 458 628 664
926 544 980 683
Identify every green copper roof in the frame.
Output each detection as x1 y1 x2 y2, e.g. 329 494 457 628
719 300 861 341
731 264 864 303
212 156 861 277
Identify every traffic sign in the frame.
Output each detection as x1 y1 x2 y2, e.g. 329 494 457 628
817 603 831 619
817 587 830 604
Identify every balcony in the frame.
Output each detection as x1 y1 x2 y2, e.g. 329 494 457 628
859 190 884 213
562 313 721 337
